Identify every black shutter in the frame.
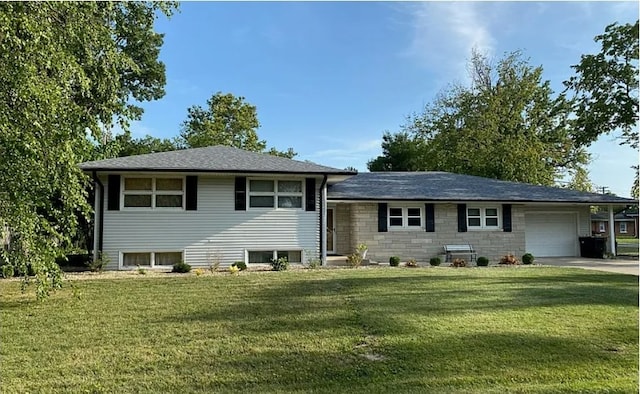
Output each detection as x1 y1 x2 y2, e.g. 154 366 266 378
305 178 316 211
378 203 388 232
503 204 512 232
185 176 198 211
107 174 120 211
457 204 467 232
425 203 435 232
235 177 246 211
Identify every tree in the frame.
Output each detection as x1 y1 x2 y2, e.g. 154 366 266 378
180 92 296 158
367 132 425 171
0 2 176 298
115 132 180 157
369 50 588 186
564 20 639 149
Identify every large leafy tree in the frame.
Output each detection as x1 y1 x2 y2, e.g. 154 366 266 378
115 132 180 157
369 51 588 186
564 20 639 149
564 20 639 197
180 92 296 158
0 2 176 298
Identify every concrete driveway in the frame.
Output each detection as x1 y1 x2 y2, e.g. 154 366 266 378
536 257 639 276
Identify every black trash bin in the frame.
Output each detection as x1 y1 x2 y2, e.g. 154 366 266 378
579 237 607 258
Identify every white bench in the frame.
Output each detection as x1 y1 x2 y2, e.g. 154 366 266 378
444 244 477 263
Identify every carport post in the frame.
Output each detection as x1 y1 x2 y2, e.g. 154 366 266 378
608 205 616 256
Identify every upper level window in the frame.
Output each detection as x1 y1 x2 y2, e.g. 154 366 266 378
389 207 422 229
248 180 302 209
123 177 184 209
467 207 500 229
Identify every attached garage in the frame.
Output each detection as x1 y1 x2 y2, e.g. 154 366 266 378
525 213 578 257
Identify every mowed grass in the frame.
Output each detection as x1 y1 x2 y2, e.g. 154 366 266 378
1 267 638 393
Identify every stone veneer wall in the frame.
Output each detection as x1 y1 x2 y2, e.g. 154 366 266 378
346 203 588 264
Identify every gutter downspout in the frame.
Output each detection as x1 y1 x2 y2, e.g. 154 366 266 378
608 204 616 256
92 171 104 262
319 175 328 266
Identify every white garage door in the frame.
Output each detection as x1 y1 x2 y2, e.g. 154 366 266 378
525 213 578 257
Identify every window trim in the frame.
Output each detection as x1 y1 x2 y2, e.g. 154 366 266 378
247 178 304 210
467 206 501 230
620 222 628 233
245 249 303 264
121 176 185 210
120 250 184 269
387 206 423 230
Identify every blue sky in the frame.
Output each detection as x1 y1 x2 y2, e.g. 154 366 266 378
132 1 638 197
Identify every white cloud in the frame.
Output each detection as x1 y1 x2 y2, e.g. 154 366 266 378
401 2 496 81
304 138 382 171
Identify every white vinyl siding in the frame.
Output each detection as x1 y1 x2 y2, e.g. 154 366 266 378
101 175 320 270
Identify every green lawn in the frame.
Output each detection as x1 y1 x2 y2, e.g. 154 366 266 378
617 237 639 256
1 267 638 393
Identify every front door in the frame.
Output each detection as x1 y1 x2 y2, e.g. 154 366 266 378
327 207 336 254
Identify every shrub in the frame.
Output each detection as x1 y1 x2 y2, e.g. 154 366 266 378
228 265 240 275
451 258 466 267
193 268 205 276
232 261 247 271
429 257 442 266
389 256 400 267
405 258 419 268
522 253 534 265
137 265 147 275
271 256 289 271
1 264 14 278
347 243 368 268
499 254 519 265
88 252 108 272
305 250 321 269
172 261 192 273
476 256 489 267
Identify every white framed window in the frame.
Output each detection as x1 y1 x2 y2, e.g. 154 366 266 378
598 222 606 233
388 207 422 229
247 250 302 264
620 222 628 233
122 177 184 209
467 207 500 230
248 179 303 209
122 251 183 268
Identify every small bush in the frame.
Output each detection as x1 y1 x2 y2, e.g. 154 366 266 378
499 254 519 265
137 265 147 275
389 256 400 267
451 258 466 267
271 256 289 271
347 243 368 268
88 252 108 272
405 258 419 268
305 250 321 269
172 261 192 273
1 264 14 278
232 261 247 271
476 256 489 267
429 257 442 266
193 268 205 276
228 265 240 275
522 253 534 265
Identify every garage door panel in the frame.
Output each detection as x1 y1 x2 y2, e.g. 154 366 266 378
525 214 578 257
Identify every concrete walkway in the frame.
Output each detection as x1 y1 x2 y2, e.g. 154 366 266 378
536 257 639 276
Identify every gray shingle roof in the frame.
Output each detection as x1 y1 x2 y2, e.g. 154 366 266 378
328 172 638 204
79 146 353 175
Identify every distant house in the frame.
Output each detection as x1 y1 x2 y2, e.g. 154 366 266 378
591 209 638 238
79 146 637 269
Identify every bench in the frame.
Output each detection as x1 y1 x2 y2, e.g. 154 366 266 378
444 244 477 263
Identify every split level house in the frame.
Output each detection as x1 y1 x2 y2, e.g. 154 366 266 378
79 146 637 270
